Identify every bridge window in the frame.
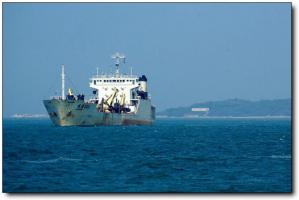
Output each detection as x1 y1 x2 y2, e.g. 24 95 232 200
94 80 96 84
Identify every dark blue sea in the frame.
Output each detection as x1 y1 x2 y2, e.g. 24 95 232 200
3 118 292 192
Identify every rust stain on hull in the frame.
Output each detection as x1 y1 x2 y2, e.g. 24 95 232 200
122 119 153 125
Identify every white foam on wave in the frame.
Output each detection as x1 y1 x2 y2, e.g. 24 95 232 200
248 155 291 159
22 157 82 164
270 155 291 159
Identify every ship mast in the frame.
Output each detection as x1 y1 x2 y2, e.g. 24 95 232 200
111 52 125 77
61 64 65 100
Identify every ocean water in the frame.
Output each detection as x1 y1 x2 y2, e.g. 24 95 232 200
3 118 291 192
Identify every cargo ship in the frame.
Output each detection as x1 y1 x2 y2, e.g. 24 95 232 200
43 53 155 126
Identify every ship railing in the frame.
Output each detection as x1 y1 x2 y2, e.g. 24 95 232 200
50 95 94 102
50 96 63 100
91 74 138 79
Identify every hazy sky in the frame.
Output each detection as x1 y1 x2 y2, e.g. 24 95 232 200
3 3 291 117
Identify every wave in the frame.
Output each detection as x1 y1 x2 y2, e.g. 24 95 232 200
249 155 291 159
270 155 291 159
22 157 82 164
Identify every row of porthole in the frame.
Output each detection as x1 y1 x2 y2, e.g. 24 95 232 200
93 80 136 84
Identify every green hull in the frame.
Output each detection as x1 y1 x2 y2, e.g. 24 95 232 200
43 99 155 126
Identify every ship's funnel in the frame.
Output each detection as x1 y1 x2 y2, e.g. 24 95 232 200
139 75 147 92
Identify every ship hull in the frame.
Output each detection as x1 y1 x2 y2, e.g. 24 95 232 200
43 99 155 126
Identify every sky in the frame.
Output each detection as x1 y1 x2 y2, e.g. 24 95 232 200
3 3 291 117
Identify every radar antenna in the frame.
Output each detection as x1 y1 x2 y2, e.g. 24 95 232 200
111 52 125 77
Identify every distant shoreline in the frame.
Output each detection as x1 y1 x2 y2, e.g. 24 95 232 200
156 115 291 119
5 115 291 120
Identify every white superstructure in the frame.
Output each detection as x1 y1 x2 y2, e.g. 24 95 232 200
89 53 148 110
